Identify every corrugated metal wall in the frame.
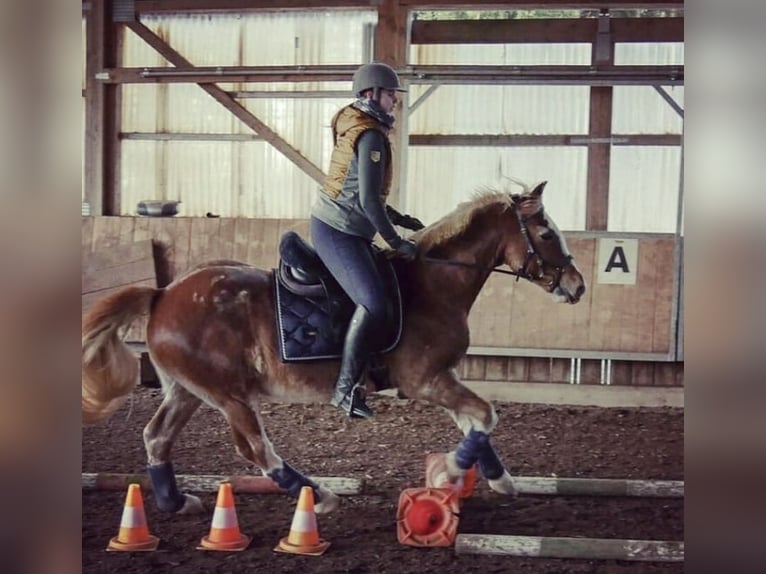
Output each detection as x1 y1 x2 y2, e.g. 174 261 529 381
610 43 684 233
407 41 683 232
120 12 375 218
113 13 683 234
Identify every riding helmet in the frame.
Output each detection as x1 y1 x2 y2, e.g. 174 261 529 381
352 62 407 96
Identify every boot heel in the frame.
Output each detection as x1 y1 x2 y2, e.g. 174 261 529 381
348 385 373 419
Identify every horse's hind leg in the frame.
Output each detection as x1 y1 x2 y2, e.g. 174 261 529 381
143 376 205 514
410 369 516 495
222 396 340 514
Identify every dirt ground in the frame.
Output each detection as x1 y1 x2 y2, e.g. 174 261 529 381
82 385 684 574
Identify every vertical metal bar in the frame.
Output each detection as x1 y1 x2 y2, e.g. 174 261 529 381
362 22 374 64
606 359 612 385
600 359 606 385
570 358 576 385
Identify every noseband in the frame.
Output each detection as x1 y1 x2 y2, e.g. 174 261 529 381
423 207 572 292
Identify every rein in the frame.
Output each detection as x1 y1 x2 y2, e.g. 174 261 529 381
422 256 526 279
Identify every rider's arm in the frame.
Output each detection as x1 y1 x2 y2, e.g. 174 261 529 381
356 129 403 248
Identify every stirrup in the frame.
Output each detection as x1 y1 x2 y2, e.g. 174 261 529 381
331 384 373 419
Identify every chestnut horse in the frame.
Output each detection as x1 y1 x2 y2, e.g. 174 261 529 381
82 181 585 515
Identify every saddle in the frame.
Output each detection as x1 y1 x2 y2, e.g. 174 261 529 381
274 231 402 362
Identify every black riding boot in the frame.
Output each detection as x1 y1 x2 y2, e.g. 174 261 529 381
330 305 374 419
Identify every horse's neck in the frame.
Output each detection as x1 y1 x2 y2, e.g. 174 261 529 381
420 213 504 312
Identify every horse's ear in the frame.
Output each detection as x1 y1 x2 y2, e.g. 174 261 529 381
531 181 548 197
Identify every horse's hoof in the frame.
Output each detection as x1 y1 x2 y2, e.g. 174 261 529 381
488 470 517 496
314 487 340 514
176 493 206 514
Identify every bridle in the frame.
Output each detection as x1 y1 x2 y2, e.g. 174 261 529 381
422 206 573 292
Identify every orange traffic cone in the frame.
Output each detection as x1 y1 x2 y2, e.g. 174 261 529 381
425 452 477 499
198 482 251 551
274 486 330 556
107 483 160 551
396 487 460 547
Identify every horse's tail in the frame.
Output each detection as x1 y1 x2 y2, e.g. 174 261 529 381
82 286 160 425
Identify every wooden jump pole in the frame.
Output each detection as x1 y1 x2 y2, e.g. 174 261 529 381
511 476 683 498
81 472 363 495
455 534 684 562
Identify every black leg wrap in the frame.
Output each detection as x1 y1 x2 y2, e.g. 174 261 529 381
147 462 186 513
454 428 491 470
478 439 505 480
267 462 321 501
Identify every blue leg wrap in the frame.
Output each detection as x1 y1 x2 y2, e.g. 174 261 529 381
147 462 185 513
477 438 505 480
267 462 320 501
454 428 490 470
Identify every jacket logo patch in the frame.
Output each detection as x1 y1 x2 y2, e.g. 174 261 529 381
370 150 381 163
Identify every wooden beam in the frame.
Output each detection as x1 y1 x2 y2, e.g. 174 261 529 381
413 18 594 44
85 0 121 216
412 17 682 44
84 1 105 216
100 65 356 84
409 134 681 146
231 90 350 99
125 21 326 185
399 1 683 8
121 132 264 141
375 0 409 67
407 64 683 85
586 92 613 231
101 64 683 86
133 0 684 11
611 16 683 42
135 0 374 12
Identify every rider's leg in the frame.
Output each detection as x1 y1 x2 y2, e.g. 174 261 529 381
310 218 388 418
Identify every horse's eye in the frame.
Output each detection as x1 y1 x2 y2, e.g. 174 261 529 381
540 231 555 241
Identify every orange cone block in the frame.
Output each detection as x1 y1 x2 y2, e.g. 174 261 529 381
396 487 460 547
107 483 160 551
198 482 251 551
274 485 330 556
425 452 477 499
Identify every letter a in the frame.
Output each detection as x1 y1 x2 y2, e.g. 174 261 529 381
604 246 630 273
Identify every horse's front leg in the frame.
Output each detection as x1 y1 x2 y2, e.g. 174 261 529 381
451 428 516 496
224 396 341 514
412 369 516 496
143 378 206 514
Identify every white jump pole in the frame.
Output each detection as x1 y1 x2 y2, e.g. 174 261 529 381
82 472 363 495
511 476 683 498
455 534 684 562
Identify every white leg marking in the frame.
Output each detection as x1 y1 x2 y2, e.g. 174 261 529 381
488 470 517 496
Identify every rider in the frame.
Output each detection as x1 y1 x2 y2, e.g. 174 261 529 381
310 62 423 419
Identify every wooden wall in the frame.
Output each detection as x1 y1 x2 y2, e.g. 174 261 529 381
82 216 683 386
468 236 678 355
455 356 683 386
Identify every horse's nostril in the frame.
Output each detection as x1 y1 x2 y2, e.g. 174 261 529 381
575 284 585 299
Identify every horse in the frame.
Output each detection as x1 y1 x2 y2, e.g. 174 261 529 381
82 180 586 515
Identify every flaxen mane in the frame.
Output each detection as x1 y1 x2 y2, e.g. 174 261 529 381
415 190 512 252
415 185 545 252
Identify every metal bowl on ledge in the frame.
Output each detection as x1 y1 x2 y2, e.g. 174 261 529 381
137 200 180 217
